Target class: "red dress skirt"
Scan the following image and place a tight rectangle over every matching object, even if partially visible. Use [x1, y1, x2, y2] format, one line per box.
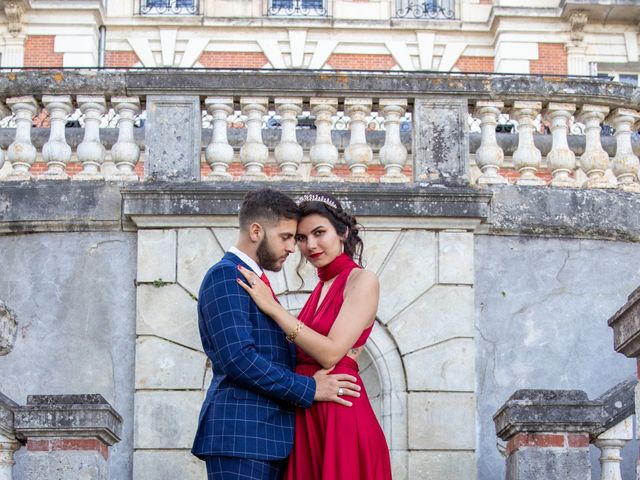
[284, 256, 392, 480]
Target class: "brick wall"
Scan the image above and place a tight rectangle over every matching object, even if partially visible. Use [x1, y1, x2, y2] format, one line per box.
[198, 52, 268, 68]
[479, 0, 492, 4]
[455, 56, 494, 73]
[326, 54, 396, 70]
[24, 36, 64, 68]
[530, 43, 567, 75]
[105, 51, 140, 68]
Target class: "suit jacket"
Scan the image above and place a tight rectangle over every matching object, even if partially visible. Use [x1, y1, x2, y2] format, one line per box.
[191, 252, 316, 461]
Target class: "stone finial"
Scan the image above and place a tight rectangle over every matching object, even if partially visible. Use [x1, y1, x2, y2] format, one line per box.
[569, 11, 588, 46]
[0, 301, 17, 356]
[4, 1, 24, 38]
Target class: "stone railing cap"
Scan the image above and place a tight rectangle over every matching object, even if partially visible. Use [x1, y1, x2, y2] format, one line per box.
[608, 285, 640, 357]
[593, 376, 637, 435]
[0, 392, 19, 439]
[26, 394, 110, 406]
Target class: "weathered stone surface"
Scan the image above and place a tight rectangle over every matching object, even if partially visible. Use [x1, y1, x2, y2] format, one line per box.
[608, 286, 640, 358]
[0, 392, 18, 439]
[413, 97, 469, 184]
[360, 229, 401, 275]
[135, 337, 207, 390]
[377, 230, 436, 323]
[506, 449, 590, 480]
[133, 450, 205, 480]
[22, 450, 107, 480]
[438, 231, 474, 284]
[0, 300, 17, 355]
[144, 96, 201, 182]
[408, 451, 475, 480]
[211, 227, 239, 251]
[177, 228, 223, 297]
[137, 284, 200, 350]
[137, 229, 177, 283]
[388, 285, 474, 355]
[134, 391, 202, 449]
[404, 339, 474, 392]
[408, 392, 475, 450]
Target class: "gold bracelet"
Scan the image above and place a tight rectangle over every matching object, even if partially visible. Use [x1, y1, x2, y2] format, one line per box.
[286, 321, 303, 343]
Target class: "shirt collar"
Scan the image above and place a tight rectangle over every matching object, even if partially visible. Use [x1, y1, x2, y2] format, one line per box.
[228, 246, 263, 276]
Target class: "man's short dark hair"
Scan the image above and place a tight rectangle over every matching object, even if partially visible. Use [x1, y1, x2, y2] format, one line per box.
[239, 188, 300, 229]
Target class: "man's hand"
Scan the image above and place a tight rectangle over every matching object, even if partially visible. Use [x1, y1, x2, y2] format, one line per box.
[312, 367, 360, 407]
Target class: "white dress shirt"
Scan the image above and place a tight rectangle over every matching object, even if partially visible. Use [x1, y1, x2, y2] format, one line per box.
[228, 246, 263, 276]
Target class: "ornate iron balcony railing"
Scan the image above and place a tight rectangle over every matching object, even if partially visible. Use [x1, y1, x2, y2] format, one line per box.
[395, 0, 455, 20]
[268, 0, 327, 17]
[140, 0, 199, 15]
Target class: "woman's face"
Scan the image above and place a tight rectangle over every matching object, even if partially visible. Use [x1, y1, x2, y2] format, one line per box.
[296, 213, 344, 268]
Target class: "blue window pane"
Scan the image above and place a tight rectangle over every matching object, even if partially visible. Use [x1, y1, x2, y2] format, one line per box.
[176, 0, 194, 6]
[146, 0, 168, 6]
[272, 0, 293, 7]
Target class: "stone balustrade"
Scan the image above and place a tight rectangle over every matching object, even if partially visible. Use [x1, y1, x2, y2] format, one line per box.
[0, 69, 637, 190]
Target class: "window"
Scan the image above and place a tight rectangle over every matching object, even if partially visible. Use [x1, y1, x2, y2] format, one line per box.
[268, 0, 327, 17]
[395, 0, 455, 20]
[140, 0, 198, 15]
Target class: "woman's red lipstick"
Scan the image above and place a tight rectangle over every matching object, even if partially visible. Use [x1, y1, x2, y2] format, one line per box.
[309, 252, 323, 259]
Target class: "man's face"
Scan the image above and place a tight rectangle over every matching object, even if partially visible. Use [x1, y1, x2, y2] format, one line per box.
[256, 218, 298, 271]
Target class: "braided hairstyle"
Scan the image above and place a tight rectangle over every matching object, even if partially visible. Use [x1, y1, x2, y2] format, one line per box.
[298, 193, 364, 266]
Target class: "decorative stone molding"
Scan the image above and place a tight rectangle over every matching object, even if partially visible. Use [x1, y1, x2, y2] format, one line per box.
[4, 2, 24, 38]
[569, 11, 588, 46]
[0, 301, 17, 356]
[608, 286, 640, 358]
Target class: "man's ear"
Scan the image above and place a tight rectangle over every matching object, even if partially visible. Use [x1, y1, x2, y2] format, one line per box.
[248, 222, 264, 243]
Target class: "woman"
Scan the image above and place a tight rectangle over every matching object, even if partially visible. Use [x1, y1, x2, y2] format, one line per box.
[237, 192, 392, 480]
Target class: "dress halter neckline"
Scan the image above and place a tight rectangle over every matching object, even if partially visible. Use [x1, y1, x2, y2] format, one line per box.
[317, 253, 357, 282]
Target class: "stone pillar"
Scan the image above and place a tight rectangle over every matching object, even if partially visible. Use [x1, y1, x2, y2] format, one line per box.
[145, 96, 201, 182]
[0, 394, 21, 480]
[274, 97, 303, 179]
[344, 98, 373, 181]
[240, 97, 269, 180]
[40, 95, 73, 180]
[474, 101, 507, 185]
[14, 394, 122, 480]
[6, 96, 39, 181]
[0, 301, 17, 356]
[379, 98, 409, 183]
[413, 97, 469, 184]
[493, 390, 600, 480]
[511, 101, 545, 186]
[204, 97, 234, 181]
[2, 36, 25, 68]
[309, 97, 340, 181]
[0, 102, 10, 172]
[75, 96, 107, 181]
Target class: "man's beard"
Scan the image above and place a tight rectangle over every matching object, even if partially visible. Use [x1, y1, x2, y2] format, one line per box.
[256, 234, 283, 271]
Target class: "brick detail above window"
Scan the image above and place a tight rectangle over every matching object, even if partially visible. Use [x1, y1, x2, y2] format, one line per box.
[455, 56, 494, 73]
[105, 51, 140, 68]
[24, 36, 64, 68]
[530, 43, 567, 75]
[198, 52, 269, 68]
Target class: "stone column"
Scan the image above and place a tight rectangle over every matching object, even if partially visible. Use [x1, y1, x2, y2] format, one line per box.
[344, 98, 373, 181]
[75, 96, 107, 181]
[607, 108, 640, 192]
[6, 96, 39, 181]
[309, 97, 340, 181]
[0, 394, 21, 480]
[2, 36, 25, 68]
[274, 97, 303, 179]
[474, 101, 507, 185]
[109, 97, 141, 182]
[577, 104, 612, 188]
[14, 394, 122, 480]
[511, 101, 545, 186]
[0, 102, 10, 172]
[379, 98, 409, 183]
[544, 103, 577, 188]
[41, 95, 73, 180]
[204, 97, 234, 181]
[240, 97, 269, 180]
[493, 389, 600, 480]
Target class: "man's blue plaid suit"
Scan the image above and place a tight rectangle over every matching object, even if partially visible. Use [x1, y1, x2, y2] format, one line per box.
[192, 252, 316, 464]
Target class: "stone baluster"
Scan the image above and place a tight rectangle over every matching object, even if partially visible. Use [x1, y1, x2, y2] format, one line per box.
[606, 108, 640, 192]
[240, 97, 269, 180]
[544, 103, 577, 187]
[0, 102, 10, 173]
[510, 101, 544, 186]
[344, 98, 373, 181]
[108, 97, 140, 181]
[40, 95, 73, 180]
[204, 97, 234, 181]
[474, 101, 507, 185]
[5, 96, 39, 181]
[593, 416, 633, 480]
[274, 97, 303, 179]
[379, 98, 408, 183]
[576, 104, 612, 188]
[74, 96, 107, 181]
[310, 97, 340, 181]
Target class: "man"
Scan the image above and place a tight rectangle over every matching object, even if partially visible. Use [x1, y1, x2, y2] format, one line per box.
[192, 188, 360, 480]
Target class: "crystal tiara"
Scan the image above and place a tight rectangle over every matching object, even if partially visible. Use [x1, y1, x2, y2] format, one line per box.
[299, 193, 338, 209]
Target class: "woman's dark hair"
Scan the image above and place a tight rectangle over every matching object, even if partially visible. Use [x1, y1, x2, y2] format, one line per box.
[298, 193, 364, 266]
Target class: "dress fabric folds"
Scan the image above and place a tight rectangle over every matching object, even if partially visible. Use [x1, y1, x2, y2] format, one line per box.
[284, 255, 392, 480]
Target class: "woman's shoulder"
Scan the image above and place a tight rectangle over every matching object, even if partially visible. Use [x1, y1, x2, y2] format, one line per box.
[345, 267, 379, 291]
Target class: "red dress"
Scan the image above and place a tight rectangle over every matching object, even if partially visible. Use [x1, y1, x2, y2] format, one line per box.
[284, 254, 392, 480]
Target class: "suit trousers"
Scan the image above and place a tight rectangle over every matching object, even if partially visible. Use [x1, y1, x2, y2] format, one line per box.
[205, 456, 286, 480]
